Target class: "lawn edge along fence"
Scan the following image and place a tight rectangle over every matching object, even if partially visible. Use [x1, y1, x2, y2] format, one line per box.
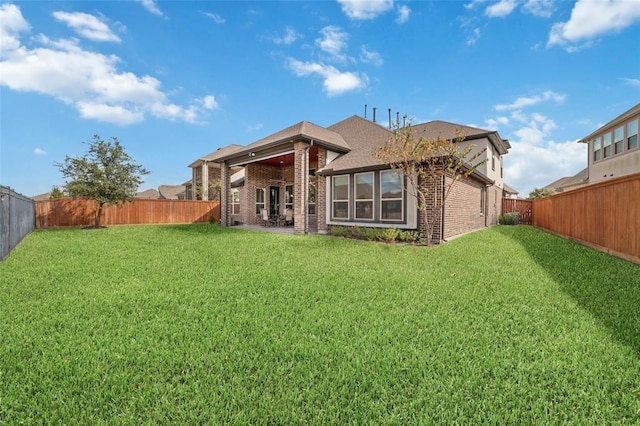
[36, 198, 220, 228]
[1, 185, 36, 261]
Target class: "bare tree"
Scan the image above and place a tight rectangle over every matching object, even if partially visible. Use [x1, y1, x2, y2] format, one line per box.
[376, 125, 486, 245]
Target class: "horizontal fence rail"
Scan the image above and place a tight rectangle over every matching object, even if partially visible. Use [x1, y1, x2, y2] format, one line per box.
[36, 198, 220, 228]
[1, 185, 36, 260]
[532, 173, 640, 265]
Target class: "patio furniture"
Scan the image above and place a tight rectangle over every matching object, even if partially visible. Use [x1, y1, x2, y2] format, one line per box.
[261, 208, 277, 227]
[282, 208, 294, 226]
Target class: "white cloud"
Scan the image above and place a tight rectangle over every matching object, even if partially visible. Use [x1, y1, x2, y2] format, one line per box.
[34, 148, 46, 156]
[467, 27, 481, 45]
[0, 5, 215, 125]
[138, 0, 162, 16]
[360, 46, 383, 66]
[0, 4, 31, 52]
[248, 122, 263, 132]
[464, 0, 490, 10]
[286, 58, 367, 96]
[52, 11, 121, 43]
[621, 78, 640, 87]
[488, 92, 586, 197]
[395, 5, 411, 24]
[523, 0, 553, 18]
[274, 26, 301, 45]
[202, 11, 225, 24]
[485, 0, 519, 17]
[337, 0, 394, 20]
[548, 0, 640, 49]
[316, 26, 349, 62]
[494, 90, 566, 111]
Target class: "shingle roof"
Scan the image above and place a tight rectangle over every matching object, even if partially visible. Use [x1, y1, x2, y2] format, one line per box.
[544, 168, 588, 192]
[502, 183, 519, 195]
[136, 188, 160, 199]
[411, 120, 511, 154]
[318, 115, 392, 174]
[189, 144, 244, 168]
[158, 185, 186, 199]
[217, 121, 350, 163]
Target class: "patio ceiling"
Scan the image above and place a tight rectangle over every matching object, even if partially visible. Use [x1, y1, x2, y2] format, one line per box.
[255, 146, 318, 167]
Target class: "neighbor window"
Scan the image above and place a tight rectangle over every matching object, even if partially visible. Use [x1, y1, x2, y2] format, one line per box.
[380, 170, 403, 221]
[285, 185, 293, 212]
[332, 175, 349, 219]
[603, 132, 612, 158]
[231, 189, 240, 215]
[355, 172, 374, 220]
[492, 155, 495, 171]
[255, 188, 265, 214]
[628, 119, 638, 150]
[614, 126, 624, 155]
[593, 137, 601, 161]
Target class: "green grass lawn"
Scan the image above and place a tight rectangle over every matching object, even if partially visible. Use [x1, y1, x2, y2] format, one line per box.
[1, 225, 639, 424]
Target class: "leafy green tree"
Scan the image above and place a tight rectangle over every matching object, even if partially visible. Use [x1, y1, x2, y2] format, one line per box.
[55, 135, 149, 228]
[376, 125, 486, 245]
[50, 186, 65, 198]
[528, 187, 556, 200]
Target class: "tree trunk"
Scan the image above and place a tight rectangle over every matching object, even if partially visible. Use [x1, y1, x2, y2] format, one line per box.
[95, 202, 105, 228]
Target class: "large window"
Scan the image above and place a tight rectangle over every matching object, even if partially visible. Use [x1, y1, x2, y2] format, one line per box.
[255, 188, 265, 214]
[603, 132, 612, 158]
[355, 172, 374, 220]
[231, 189, 240, 215]
[628, 119, 638, 150]
[593, 137, 601, 161]
[332, 175, 349, 219]
[308, 182, 316, 215]
[285, 185, 293, 212]
[380, 170, 403, 221]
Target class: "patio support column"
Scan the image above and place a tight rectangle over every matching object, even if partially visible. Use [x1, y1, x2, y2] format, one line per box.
[293, 140, 310, 235]
[220, 161, 230, 227]
[316, 148, 327, 234]
[201, 161, 209, 201]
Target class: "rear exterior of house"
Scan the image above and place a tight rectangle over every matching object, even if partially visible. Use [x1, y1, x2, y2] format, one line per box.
[190, 115, 510, 241]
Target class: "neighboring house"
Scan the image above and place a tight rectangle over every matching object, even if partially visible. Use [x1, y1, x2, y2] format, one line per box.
[158, 185, 186, 200]
[135, 188, 161, 199]
[543, 168, 588, 193]
[502, 184, 519, 199]
[192, 115, 510, 242]
[32, 192, 52, 201]
[579, 103, 640, 184]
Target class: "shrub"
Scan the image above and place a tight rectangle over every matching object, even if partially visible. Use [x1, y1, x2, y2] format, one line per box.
[499, 212, 518, 225]
[356, 227, 379, 241]
[378, 227, 400, 242]
[330, 225, 350, 238]
[397, 230, 420, 243]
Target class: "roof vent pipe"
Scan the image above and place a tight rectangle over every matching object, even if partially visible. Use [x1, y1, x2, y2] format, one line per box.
[373, 107, 377, 123]
[396, 112, 400, 128]
[364, 104, 367, 119]
[388, 108, 392, 129]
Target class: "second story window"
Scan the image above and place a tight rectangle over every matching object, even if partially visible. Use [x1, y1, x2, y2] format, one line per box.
[614, 126, 624, 155]
[603, 132, 612, 158]
[628, 119, 638, 150]
[593, 137, 601, 161]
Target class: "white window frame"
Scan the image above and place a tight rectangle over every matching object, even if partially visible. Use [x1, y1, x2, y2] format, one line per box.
[593, 137, 602, 162]
[332, 175, 350, 220]
[380, 170, 404, 222]
[628, 119, 638, 151]
[255, 188, 265, 214]
[354, 172, 374, 220]
[603, 132, 612, 158]
[231, 189, 240, 215]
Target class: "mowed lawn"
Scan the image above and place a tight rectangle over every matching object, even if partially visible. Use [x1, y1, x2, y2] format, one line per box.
[1, 225, 639, 424]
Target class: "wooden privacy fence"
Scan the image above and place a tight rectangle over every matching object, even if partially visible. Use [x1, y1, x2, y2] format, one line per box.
[502, 198, 533, 225]
[36, 198, 220, 228]
[532, 173, 640, 265]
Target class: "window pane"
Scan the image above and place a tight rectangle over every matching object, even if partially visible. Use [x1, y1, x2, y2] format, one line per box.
[381, 171, 402, 198]
[355, 201, 373, 219]
[615, 141, 623, 154]
[603, 133, 611, 146]
[628, 119, 638, 136]
[593, 137, 601, 150]
[594, 150, 601, 161]
[285, 185, 293, 204]
[629, 134, 638, 150]
[604, 145, 611, 158]
[333, 201, 348, 218]
[256, 189, 264, 203]
[355, 173, 373, 199]
[614, 126, 624, 143]
[382, 200, 402, 220]
[333, 176, 349, 200]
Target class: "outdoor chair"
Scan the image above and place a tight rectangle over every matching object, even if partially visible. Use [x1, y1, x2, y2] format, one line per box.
[261, 208, 276, 227]
[283, 208, 294, 226]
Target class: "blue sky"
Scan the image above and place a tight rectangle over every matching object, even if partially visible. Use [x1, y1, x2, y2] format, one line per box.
[2, 0, 639, 198]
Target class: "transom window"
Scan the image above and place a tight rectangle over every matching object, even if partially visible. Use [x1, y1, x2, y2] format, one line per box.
[380, 170, 403, 221]
[255, 188, 265, 214]
[332, 175, 349, 219]
[355, 172, 374, 220]
[231, 189, 240, 215]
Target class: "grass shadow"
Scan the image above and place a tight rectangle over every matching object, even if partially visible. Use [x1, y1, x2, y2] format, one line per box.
[496, 226, 640, 354]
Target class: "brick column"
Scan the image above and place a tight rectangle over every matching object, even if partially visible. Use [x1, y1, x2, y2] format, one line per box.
[293, 141, 310, 235]
[316, 148, 328, 234]
[220, 162, 230, 226]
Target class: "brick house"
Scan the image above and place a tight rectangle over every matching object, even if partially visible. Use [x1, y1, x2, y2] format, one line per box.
[191, 115, 510, 241]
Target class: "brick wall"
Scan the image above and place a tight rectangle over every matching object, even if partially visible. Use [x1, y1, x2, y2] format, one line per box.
[417, 175, 443, 243]
[443, 176, 486, 239]
[316, 148, 327, 233]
